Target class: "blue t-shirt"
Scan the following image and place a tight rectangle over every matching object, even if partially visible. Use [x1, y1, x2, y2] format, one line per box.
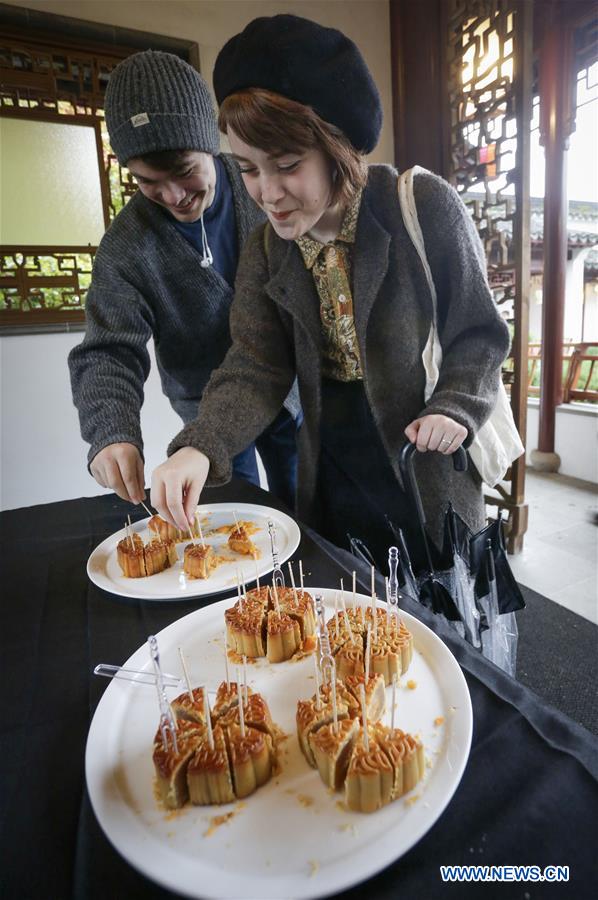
[172, 156, 238, 287]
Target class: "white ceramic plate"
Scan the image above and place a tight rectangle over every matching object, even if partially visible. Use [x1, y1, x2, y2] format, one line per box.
[86, 502, 300, 601]
[86, 589, 472, 899]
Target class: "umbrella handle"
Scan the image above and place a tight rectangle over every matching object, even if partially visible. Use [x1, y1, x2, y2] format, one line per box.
[398, 442, 468, 528]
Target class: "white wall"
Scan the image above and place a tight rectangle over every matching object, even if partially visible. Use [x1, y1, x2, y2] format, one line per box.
[2, 335, 596, 512]
[0, 332, 181, 509]
[525, 399, 598, 483]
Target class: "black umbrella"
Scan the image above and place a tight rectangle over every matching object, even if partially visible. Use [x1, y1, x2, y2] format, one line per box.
[397, 442, 525, 671]
[474, 538, 520, 676]
[397, 442, 467, 623]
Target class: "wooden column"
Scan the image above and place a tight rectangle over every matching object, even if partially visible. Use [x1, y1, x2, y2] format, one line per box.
[534, 4, 575, 468]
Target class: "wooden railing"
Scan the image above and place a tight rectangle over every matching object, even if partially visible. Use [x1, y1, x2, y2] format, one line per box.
[565, 344, 598, 403]
[525, 342, 598, 403]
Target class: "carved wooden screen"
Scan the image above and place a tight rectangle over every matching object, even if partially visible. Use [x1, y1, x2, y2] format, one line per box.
[0, 32, 138, 330]
[445, 0, 532, 552]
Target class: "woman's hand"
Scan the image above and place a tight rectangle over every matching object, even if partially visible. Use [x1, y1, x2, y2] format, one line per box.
[150, 447, 210, 531]
[404, 414, 468, 454]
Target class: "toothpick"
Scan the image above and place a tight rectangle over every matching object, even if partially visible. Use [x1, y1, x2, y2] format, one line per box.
[188, 525, 197, 545]
[365, 624, 371, 683]
[224, 646, 230, 688]
[254, 558, 260, 590]
[360, 684, 369, 752]
[371, 565, 375, 600]
[331, 665, 339, 734]
[352, 571, 356, 608]
[140, 500, 153, 519]
[233, 509, 240, 531]
[242, 654, 248, 704]
[299, 560, 304, 590]
[313, 653, 321, 710]
[196, 512, 205, 548]
[127, 515, 134, 549]
[340, 579, 350, 634]
[237, 669, 245, 737]
[236, 569, 244, 611]
[178, 646, 193, 701]
[334, 590, 339, 621]
[372, 591, 377, 641]
[391, 673, 398, 732]
[203, 685, 214, 750]
[288, 561, 299, 605]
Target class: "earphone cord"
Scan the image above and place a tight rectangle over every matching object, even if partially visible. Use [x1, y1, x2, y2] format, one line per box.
[200, 215, 213, 268]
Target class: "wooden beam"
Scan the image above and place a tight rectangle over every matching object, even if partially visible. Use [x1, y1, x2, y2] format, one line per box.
[508, 0, 534, 554]
[389, 0, 446, 175]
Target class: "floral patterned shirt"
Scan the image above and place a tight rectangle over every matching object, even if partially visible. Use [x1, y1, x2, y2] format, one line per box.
[296, 189, 364, 381]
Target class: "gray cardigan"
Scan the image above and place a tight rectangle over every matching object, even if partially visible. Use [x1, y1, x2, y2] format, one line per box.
[68, 154, 284, 465]
[169, 166, 511, 546]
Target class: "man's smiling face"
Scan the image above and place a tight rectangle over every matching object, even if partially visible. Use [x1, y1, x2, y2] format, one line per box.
[127, 151, 217, 222]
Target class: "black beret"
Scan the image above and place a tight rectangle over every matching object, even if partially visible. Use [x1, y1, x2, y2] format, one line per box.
[213, 14, 382, 154]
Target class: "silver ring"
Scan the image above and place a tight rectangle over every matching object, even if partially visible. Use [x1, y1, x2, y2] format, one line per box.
[440, 438, 452, 446]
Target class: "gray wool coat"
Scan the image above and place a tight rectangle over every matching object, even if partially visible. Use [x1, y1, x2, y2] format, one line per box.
[169, 165, 511, 547]
[69, 155, 301, 466]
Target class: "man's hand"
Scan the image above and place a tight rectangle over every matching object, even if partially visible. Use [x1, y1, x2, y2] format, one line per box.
[90, 442, 145, 503]
[405, 414, 468, 454]
[151, 447, 210, 532]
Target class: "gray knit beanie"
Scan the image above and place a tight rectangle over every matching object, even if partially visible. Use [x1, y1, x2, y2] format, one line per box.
[105, 50, 220, 165]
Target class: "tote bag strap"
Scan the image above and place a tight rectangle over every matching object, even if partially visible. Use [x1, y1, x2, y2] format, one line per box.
[397, 167, 442, 401]
[398, 167, 525, 486]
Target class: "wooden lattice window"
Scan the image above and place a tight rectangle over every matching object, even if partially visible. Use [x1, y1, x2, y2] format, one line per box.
[0, 20, 196, 332]
[445, 0, 532, 552]
[447, 2, 520, 320]
[0, 246, 95, 328]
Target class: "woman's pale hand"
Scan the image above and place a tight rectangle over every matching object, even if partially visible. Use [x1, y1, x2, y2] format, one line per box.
[404, 414, 468, 454]
[150, 447, 210, 531]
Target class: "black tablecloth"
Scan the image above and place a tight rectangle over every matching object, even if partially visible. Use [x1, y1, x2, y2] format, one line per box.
[1, 479, 596, 899]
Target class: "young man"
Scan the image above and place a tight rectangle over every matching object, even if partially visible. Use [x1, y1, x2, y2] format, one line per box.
[68, 50, 299, 508]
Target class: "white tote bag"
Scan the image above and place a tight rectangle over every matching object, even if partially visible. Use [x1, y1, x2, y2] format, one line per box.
[397, 166, 524, 487]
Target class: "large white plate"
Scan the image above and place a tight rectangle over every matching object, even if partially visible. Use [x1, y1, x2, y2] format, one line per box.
[86, 502, 300, 601]
[86, 589, 472, 899]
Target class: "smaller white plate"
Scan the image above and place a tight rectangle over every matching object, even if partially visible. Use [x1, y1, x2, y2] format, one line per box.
[86, 502, 300, 601]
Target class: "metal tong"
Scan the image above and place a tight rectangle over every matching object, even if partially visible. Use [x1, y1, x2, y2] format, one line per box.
[267, 519, 285, 588]
[387, 546, 400, 619]
[315, 594, 335, 686]
[148, 635, 178, 753]
[93, 663, 183, 688]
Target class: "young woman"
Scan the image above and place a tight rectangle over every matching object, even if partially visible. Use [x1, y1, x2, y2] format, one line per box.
[150, 14, 511, 570]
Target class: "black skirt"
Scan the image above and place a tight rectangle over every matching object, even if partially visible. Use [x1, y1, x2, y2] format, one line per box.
[315, 378, 426, 573]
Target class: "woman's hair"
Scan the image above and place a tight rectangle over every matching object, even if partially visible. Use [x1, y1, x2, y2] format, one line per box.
[219, 88, 367, 206]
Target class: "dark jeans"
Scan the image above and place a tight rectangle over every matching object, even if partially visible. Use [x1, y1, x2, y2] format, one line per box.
[316, 379, 425, 573]
[232, 407, 300, 511]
